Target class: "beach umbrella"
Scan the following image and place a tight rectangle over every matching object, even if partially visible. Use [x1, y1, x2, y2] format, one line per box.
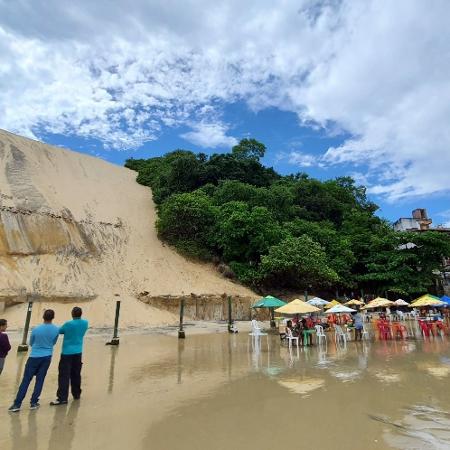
[252, 295, 287, 309]
[440, 296, 450, 306]
[274, 299, 320, 315]
[394, 299, 409, 306]
[361, 297, 393, 310]
[252, 295, 287, 327]
[324, 299, 341, 310]
[325, 304, 356, 314]
[344, 299, 364, 306]
[307, 297, 330, 307]
[410, 294, 444, 308]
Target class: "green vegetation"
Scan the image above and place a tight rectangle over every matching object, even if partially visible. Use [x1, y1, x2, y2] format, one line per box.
[126, 140, 450, 297]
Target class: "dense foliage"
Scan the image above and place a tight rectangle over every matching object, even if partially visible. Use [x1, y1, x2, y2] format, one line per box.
[126, 140, 450, 298]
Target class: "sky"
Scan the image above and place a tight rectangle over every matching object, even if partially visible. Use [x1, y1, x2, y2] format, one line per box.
[1, 0, 449, 225]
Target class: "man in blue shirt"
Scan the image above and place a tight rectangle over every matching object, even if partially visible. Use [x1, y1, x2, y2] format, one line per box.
[9, 309, 59, 412]
[50, 306, 88, 406]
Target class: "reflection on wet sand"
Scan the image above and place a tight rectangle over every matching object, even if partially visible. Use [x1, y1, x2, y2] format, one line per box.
[48, 402, 80, 450]
[1, 333, 450, 449]
[10, 412, 37, 450]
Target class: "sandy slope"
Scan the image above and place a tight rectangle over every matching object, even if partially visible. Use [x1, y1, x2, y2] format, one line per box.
[0, 129, 255, 328]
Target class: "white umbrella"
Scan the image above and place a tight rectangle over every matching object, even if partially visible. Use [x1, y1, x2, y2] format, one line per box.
[307, 297, 330, 307]
[394, 299, 409, 306]
[325, 304, 356, 314]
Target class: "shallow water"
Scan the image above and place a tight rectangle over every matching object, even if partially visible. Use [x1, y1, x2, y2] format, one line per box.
[1, 333, 450, 450]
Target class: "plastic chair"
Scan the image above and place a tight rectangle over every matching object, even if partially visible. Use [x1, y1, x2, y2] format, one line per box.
[436, 321, 447, 338]
[334, 325, 347, 346]
[314, 325, 327, 345]
[392, 322, 407, 339]
[377, 321, 392, 340]
[362, 324, 370, 340]
[418, 320, 431, 338]
[251, 319, 263, 335]
[285, 328, 299, 348]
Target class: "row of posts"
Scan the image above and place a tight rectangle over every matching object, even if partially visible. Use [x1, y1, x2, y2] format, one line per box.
[15, 299, 122, 352]
[14, 294, 274, 346]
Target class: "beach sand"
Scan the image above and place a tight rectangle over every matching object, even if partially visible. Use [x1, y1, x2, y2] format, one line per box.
[0, 129, 256, 328]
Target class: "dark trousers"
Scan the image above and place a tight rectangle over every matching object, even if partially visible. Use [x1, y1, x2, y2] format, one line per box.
[14, 356, 52, 406]
[56, 353, 83, 402]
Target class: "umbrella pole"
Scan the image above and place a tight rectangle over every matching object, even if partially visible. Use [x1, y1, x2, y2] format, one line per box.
[270, 308, 276, 328]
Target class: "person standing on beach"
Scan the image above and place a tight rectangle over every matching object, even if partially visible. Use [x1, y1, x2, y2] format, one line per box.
[0, 319, 12, 375]
[8, 310, 59, 412]
[354, 310, 364, 341]
[50, 307, 88, 406]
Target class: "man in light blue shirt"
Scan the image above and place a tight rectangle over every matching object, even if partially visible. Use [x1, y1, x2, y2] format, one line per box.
[51, 306, 88, 405]
[9, 309, 59, 412]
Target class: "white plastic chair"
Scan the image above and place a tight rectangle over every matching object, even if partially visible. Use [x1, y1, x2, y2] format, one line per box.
[334, 325, 347, 346]
[251, 319, 263, 335]
[314, 324, 327, 345]
[362, 324, 370, 340]
[285, 327, 299, 348]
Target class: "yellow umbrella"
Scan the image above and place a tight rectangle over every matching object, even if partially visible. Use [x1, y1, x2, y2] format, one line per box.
[324, 299, 340, 310]
[274, 299, 320, 315]
[410, 294, 444, 308]
[361, 297, 393, 309]
[344, 299, 364, 306]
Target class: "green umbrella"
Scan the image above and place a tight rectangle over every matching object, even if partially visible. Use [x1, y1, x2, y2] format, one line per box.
[252, 296, 287, 328]
[252, 295, 287, 309]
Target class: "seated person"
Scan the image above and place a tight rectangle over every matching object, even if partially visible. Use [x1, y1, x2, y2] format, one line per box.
[285, 320, 294, 336]
[301, 317, 313, 345]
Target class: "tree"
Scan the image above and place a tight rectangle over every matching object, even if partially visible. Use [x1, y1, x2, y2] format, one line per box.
[285, 218, 356, 286]
[259, 236, 339, 288]
[231, 138, 266, 160]
[156, 191, 216, 259]
[214, 202, 285, 262]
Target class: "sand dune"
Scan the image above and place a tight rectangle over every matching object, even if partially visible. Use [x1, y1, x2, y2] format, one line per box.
[0, 130, 255, 327]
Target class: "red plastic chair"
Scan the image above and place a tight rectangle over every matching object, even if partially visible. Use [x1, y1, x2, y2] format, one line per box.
[436, 321, 448, 337]
[377, 321, 392, 340]
[418, 320, 431, 338]
[392, 322, 407, 339]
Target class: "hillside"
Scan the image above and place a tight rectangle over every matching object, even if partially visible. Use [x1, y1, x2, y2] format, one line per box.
[0, 130, 255, 327]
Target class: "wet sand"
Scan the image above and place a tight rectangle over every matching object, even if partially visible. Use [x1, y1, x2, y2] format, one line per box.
[1, 332, 450, 450]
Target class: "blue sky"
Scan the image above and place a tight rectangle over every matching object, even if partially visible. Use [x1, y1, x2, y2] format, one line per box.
[1, 1, 449, 226]
[41, 102, 448, 226]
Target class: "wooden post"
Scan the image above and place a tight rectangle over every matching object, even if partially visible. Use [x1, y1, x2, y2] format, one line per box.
[227, 296, 233, 333]
[107, 300, 121, 345]
[178, 297, 185, 339]
[18, 301, 33, 353]
[270, 308, 276, 328]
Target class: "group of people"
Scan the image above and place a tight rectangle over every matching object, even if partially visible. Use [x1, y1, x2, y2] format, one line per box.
[284, 316, 316, 345]
[0, 307, 88, 412]
[284, 310, 365, 343]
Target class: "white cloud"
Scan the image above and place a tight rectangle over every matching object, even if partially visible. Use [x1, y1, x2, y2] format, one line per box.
[0, 1, 449, 200]
[288, 151, 318, 168]
[181, 122, 237, 148]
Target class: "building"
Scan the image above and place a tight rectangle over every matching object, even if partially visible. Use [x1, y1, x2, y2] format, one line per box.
[393, 208, 433, 231]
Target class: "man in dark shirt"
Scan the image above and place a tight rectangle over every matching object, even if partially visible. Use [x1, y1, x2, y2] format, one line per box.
[0, 318, 12, 375]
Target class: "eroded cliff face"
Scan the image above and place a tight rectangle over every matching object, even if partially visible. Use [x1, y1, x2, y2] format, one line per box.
[0, 129, 254, 323]
[0, 206, 125, 302]
[0, 137, 127, 303]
